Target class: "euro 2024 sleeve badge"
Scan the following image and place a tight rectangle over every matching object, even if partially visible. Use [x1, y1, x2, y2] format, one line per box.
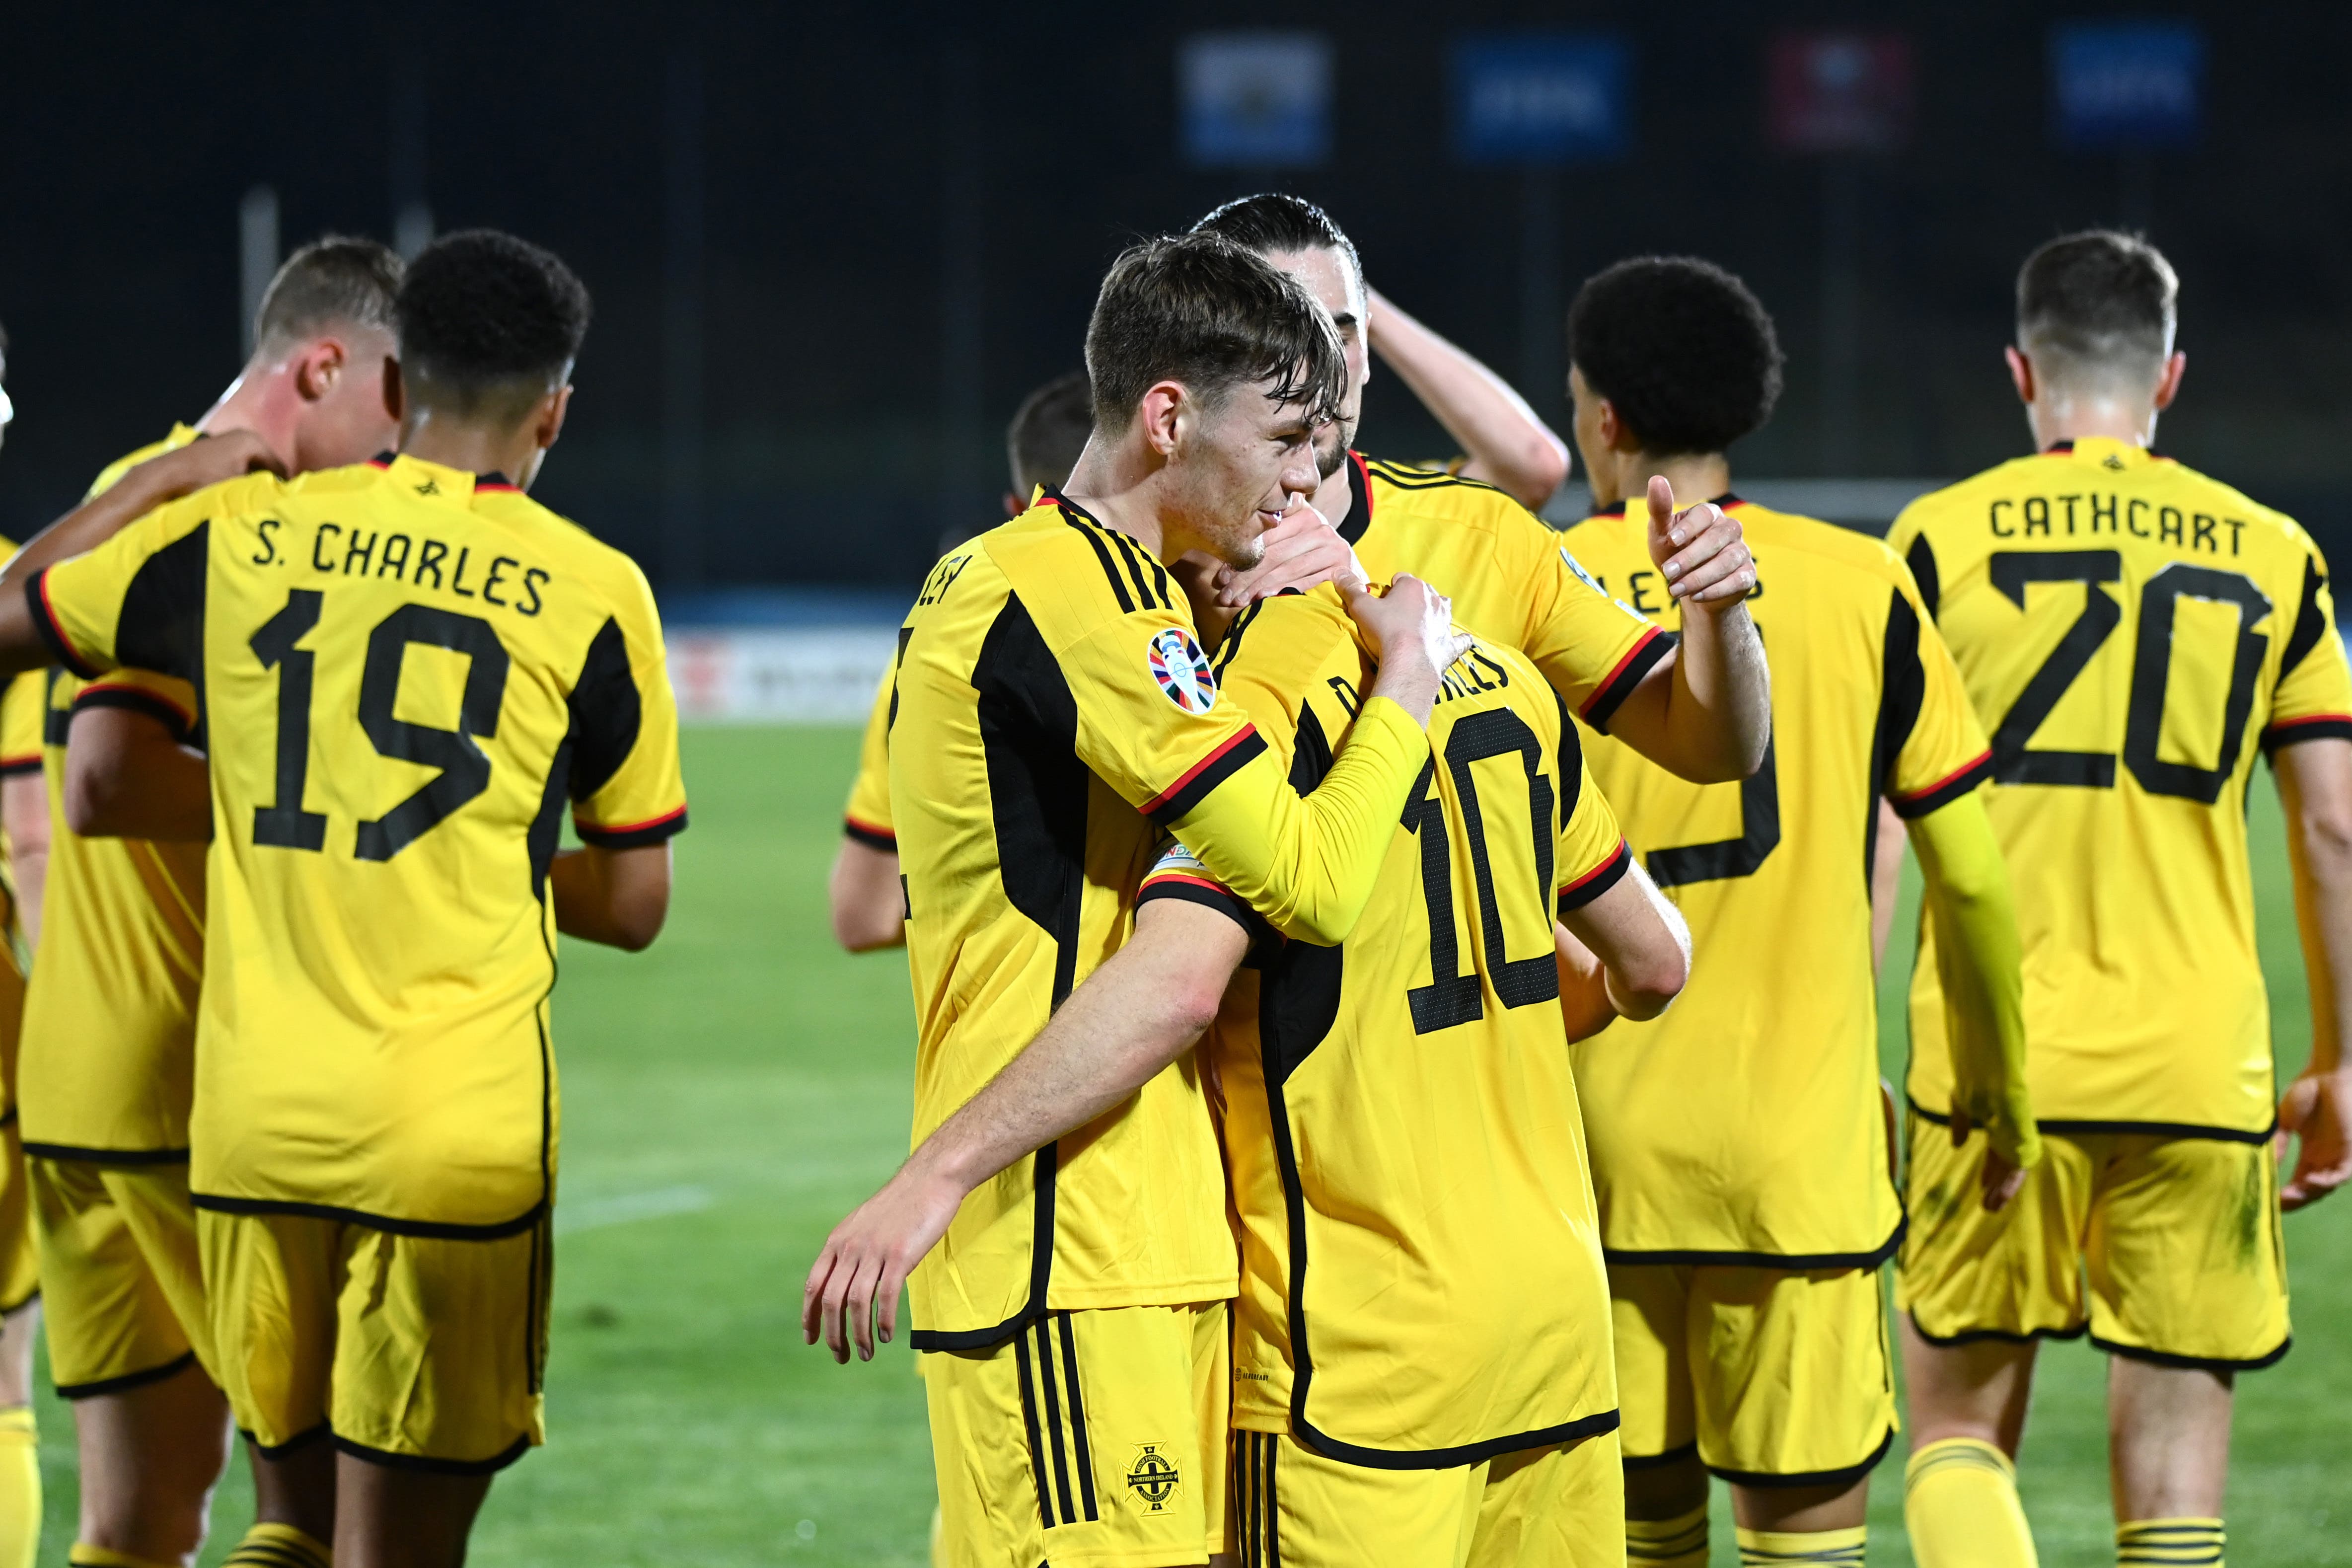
[1146, 626, 1217, 714]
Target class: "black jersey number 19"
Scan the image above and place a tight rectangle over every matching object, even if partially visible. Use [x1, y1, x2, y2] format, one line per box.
[1404, 709, 1564, 1035]
[250, 590, 513, 859]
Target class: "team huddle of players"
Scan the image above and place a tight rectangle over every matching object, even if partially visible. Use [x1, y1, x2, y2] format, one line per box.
[0, 232, 686, 1568]
[807, 197, 2352, 1568]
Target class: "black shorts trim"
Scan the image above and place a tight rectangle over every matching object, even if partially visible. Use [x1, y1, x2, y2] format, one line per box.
[1294, 1407, 1621, 1472]
[1706, 1424, 1894, 1490]
[1621, 1438, 1699, 1471]
[2091, 1332, 2291, 1374]
[333, 1428, 533, 1475]
[23, 1141, 191, 1167]
[245, 1420, 333, 1460]
[0, 1286, 38, 1316]
[1581, 630, 1672, 735]
[1906, 1310, 2088, 1350]
[189, 1192, 547, 1242]
[841, 816, 896, 852]
[1603, 1220, 1903, 1272]
[1906, 1096, 2275, 1146]
[55, 1348, 201, 1401]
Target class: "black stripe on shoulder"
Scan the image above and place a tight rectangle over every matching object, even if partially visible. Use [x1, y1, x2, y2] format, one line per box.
[26, 572, 102, 679]
[1144, 729, 1268, 826]
[2280, 554, 2330, 678]
[1212, 602, 1265, 679]
[1104, 527, 1170, 610]
[1061, 513, 1135, 613]
[566, 617, 645, 802]
[1363, 457, 1502, 496]
[1906, 533, 1941, 620]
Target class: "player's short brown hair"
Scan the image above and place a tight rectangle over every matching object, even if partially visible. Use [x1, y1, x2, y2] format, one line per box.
[1006, 372, 1092, 496]
[2016, 230, 2178, 386]
[252, 236, 403, 356]
[1189, 192, 1364, 295]
[1084, 233, 1345, 434]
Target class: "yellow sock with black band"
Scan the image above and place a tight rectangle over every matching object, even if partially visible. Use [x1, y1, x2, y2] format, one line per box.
[1626, 1503, 1709, 1567]
[0, 1407, 34, 1568]
[222, 1522, 334, 1568]
[1736, 1525, 1865, 1565]
[68, 1549, 180, 1568]
[1906, 1437, 2037, 1567]
[2117, 1518, 2222, 1567]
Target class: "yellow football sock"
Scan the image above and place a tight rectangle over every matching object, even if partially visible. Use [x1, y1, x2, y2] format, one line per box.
[1905, 1437, 2036, 1568]
[1626, 1502, 1708, 1566]
[0, 1407, 35, 1568]
[2117, 1518, 2222, 1566]
[68, 1548, 180, 1568]
[222, 1522, 333, 1568]
[1737, 1524, 1866, 1565]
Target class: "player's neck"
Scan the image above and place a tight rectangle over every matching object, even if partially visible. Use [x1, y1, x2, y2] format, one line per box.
[1600, 451, 1729, 514]
[2026, 392, 2159, 452]
[398, 411, 541, 488]
[196, 361, 303, 465]
[1062, 447, 1170, 559]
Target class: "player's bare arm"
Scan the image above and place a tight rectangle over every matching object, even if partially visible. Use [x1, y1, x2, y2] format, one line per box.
[1909, 792, 2038, 1211]
[1602, 475, 1770, 784]
[2272, 737, 2352, 1209]
[550, 844, 673, 952]
[1870, 799, 1907, 970]
[0, 430, 283, 678]
[0, 770, 46, 947]
[62, 706, 209, 843]
[826, 840, 903, 952]
[802, 896, 1249, 1363]
[1364, 286, 1570, 509]
[1551, 856, 1691, 1042]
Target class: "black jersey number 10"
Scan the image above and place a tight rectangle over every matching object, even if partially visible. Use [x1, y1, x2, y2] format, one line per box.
[1988, 553, 2270, 805]
[250, 590, 513, 859]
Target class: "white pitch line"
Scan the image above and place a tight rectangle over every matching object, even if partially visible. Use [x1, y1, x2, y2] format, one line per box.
[554, 1183, 714, 1237]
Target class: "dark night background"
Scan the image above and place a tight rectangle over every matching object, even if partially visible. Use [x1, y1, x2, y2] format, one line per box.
[4, 0, 2347, 599]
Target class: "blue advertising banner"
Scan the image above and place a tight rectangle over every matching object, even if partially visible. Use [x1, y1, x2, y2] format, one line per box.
[1452, 33, 1631, 165]
[2052, 21, 2205, 149]
[1180, 32, 1334, 168]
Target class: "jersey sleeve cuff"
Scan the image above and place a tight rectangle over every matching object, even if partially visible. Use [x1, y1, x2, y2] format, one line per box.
[1579, 628, 1672, 735]
[72, 682, 197, 744]
[842, 814, 896, 851]
[1556, 839, 1633, 912]
[574, 804, 689, 848]
[2262, 714, 2352, 752]
[0, 755, 38, 778]
[1139, 724, 1267, 826]
[25, 571, 102, 680]
[1889, 750, 1993, 820]
[1137, 868, 1278, 958]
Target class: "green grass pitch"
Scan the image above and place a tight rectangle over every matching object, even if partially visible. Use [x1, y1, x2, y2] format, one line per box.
[29, 724, 2351, 1564]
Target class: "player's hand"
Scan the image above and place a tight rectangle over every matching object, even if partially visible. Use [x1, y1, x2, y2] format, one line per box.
[143, 429, 287, 498]
[1949, 1105, 2031, 1213]
[1344, 573, 1472, 724]
[1211, 502, 1367, 607]
[800, 1160, 966, 1363]
[1645, 475, 1754, 610]
[2277, 1066, 2352, 1210]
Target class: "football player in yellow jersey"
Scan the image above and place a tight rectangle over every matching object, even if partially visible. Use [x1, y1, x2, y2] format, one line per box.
[0, 230, 686, 1568]
[1886, 232, 2352, 1568]
[805, 232, 1474, 1568]
[14, 235, 403, 1568]
[1188, 194, 1771, 789]
[1551, 258, 2039, 1568]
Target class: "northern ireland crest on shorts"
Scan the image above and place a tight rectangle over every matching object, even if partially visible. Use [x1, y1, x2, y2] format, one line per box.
[1146, 627, 1216, 714]
[1124, 1443, 1182, 1512]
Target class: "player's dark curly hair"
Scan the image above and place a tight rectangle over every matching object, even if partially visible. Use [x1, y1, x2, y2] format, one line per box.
[1189, 192, 1364, 294]
[2016, 230, 2176, 383]
[395, 229, 591, 418]
[1086, 232, 1346, 432]
[1568, 256, 1784, 457]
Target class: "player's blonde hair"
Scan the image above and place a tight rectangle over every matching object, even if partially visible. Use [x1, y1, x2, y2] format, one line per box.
[253, 235, 403, 357]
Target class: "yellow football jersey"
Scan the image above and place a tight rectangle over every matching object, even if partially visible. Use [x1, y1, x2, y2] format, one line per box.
[1340, 452, 1666, 729]
[0, 539, 36, 1134]
[843, 665, 894, 850]
[31, 452, 688, 1232]
[1890, 438, 2352, 1138]
[1561, 497, 1990, 1265]
[1144, 592, 1627, 1463]
[19, 427, 208, 1160]
[891, 492, 1431, 1349]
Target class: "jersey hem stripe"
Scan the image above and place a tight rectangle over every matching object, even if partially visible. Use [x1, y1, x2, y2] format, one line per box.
[1705, 1424, 1894, 1490]
[2262, 714, 2352, 751]
[2090, 1332, 2290, 1374]
[54, 1349, 200, 1402]
[909, 1144, 1057, 1352]
[334, 1429, 534, 1475]
[1140, 727, 1267, 824]
[841, 814, 896, 850]
[189, 1192, 547, 1241]
[26, 570, 101, 679]
[1294, 1407, 1620, 1471]
[1580, 629, 1670, 733]
[1889, 751, 1993, 819]
[1556, 840, 1632, 911]
[1602, 1219, 1904, 1272]
[574, 804, 689, 848]
[1906, 1310, 2088, 1350]
[22, 1141, 191, 1167]
[1908, 1095, 2276, 1145]
[73, 682, 197, 741]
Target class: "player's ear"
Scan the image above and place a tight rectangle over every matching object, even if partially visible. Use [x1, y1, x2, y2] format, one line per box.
[535, 384, 575, 451]
[294, 339, 345, 402]
[1594, 395, 1627, 452]
[380, 356, 406, 424]
[2152, 351, 2187, 412]
[1136, 383, 1185, 459]
[2004, 345, 2036, 406]
[1002, 490, 1024, 519]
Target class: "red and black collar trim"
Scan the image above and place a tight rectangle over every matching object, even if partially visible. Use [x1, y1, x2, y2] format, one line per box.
[1587, 491, 1743, 518]
[369, 451, 518, 491]
[1338, 449, 1373, 545]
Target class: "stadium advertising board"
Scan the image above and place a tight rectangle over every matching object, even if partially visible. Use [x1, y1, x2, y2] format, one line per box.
[1450, 33, 1632, 165]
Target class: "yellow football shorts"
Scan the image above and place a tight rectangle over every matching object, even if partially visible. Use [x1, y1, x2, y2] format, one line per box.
[1229, 1427, 1623, 1568]
[922, 1302, 1228, 1568]
[29, 1157, 211, 1395]
[199, 1207, 549, 1470]
[0, 1122, 35, 1316]
[1609, 1263, 1896, 1486]
[1899, 1116, 2289, 1369]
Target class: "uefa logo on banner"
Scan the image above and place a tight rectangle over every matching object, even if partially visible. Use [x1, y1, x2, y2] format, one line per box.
[1147, 627, 1218, 714]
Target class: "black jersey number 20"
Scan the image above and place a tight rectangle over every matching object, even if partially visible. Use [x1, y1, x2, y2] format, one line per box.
[250, 590, 513, 859]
